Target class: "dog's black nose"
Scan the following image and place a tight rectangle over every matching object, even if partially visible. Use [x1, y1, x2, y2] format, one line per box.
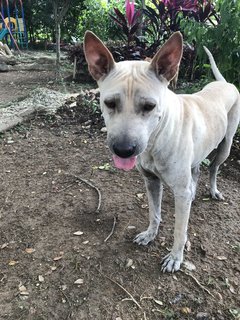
[113, 142, 136, 158]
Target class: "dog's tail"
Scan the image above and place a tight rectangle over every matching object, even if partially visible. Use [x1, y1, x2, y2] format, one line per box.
[203, 46, 226, 82]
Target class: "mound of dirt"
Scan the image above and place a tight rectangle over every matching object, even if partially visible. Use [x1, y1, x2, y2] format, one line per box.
[0, 88, 68, 132]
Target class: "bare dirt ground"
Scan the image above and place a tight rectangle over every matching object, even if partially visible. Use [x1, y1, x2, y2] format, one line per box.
[0, 69, 240, 320]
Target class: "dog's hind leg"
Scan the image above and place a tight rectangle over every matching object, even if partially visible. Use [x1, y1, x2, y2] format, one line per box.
[210, 100, 240, 200]
[134, 174, 163, 245]
[209, 138, 230, 200]
[191, 165, 200, 201]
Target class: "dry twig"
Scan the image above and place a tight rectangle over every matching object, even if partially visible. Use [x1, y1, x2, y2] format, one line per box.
[180, 270, 214, 297]
[104, 216, 117, 242]
[97, 269, 142, 309]
[64, 173, 102, 213]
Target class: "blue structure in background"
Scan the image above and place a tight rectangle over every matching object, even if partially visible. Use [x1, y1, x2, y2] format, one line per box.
[0, 0, 28, 49]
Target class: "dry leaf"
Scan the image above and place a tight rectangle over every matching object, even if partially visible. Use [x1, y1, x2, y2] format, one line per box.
[216, 256, 227, 261]
[53, 256, 62, 261]
[74, 278, 84, 285]
[229, 285, 235, 294]
[50, 266, 57, 271]
[73, 231, 83, 236]
[8, 260, 18, 266]
[20, 291, 29, 296]
[181, 307, 191, 314]
[53, 252, 64, 261]
[216, 292, 223, 301]
[126, 258, 133, 268]
[61, 284, 67, 291]
[1, 243, 8, 249]
[19, 285, 27, 292]
[186, 240, 191, 252]
[25, 248, 35, 254]
[153, 299, 163, 306]
[19, 284, 29, 296]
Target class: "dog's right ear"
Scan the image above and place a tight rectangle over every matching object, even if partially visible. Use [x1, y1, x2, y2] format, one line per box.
[84, 31, 115, 81]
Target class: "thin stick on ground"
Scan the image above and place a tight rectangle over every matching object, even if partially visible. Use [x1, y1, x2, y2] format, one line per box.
[97, 269, 142, 309]
[104, 216, 117, 242]
[180, 270, 214, 297]
[64, 173, 102, 213]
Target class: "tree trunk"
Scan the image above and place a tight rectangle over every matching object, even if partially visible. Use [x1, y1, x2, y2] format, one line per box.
[53, 2, 61, 77]
[55, 19, 61, 72]
[53, 0, 71, 78]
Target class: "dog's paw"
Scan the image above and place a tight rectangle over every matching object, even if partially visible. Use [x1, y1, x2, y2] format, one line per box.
[161, 252, 183, 273]
[133, 229, 157, 246]
[210, 189, 224, 200]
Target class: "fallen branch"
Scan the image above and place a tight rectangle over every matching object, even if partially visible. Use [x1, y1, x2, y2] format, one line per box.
[104, 216, 117, 242]
[97, 269, 142, 309]
[64, 173, 102, 213]
[180, 270, 214, 297]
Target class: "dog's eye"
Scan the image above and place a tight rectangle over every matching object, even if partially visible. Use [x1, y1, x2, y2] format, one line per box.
[143, 103, 156, 112]
[105, 100, 116, 110]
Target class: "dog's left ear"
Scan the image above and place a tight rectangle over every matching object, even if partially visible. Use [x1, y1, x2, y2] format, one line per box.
[150, 32, 183, 82]
[84, 31, 115, 81]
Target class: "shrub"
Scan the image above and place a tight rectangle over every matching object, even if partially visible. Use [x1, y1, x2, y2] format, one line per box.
[180, 0, 240, 86]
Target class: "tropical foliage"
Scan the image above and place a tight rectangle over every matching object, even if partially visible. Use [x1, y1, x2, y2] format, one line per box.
[181, 0, 240, 85]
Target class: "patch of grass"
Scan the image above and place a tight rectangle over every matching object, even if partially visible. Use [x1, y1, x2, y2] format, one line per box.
[231, 242, 240, 253]
[11, 123, 29, 133]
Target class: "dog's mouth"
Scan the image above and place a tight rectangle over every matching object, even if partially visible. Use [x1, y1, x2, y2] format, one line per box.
[112, 155, 137, 171]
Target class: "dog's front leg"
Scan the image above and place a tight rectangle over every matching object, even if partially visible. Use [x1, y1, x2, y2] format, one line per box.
[134, 174, 163, 245]
[161, 190, 192, 272]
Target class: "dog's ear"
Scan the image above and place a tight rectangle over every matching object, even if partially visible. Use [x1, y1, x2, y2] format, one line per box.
[84, 31, 115, 81]
[150, 32, 183, 82]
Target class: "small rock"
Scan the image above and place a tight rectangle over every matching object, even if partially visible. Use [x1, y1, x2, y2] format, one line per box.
[100, 127, 107, 133]
[183, 260, 196, 271]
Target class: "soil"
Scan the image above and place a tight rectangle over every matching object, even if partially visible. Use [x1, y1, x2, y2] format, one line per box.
[0, 68, 240, 320]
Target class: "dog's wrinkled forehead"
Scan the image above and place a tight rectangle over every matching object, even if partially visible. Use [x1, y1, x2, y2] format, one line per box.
[99, 60, 163, 102]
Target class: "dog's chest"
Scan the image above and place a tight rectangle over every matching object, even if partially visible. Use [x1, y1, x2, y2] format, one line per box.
[138, 152, 165, 179]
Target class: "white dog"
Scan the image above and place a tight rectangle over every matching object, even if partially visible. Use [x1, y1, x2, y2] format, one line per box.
[84, 31, 240, 272]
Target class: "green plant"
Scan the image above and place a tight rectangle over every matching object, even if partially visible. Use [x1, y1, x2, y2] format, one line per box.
[109, 0, 142, 46]
[77, 0, 121, 41]
[181, 0, 240, 87]
[229, 308, 240, 320]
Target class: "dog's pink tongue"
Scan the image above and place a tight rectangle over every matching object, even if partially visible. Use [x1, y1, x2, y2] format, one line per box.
[113, 155, 136, 171]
